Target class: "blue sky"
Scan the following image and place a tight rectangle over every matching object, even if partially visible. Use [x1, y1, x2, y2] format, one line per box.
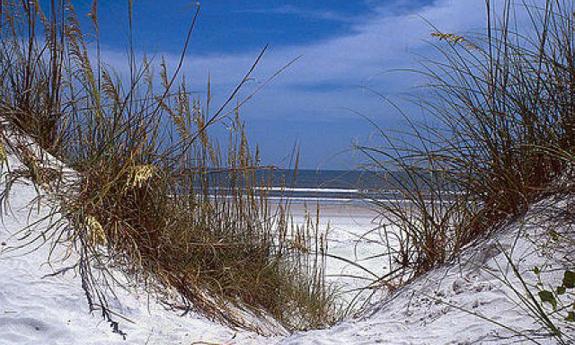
[63, 0, 535, 169]
[73, 1, 429, 53]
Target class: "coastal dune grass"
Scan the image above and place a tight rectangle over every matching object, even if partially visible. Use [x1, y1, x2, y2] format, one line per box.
[0, 0, 339, 333]
[354, 1, 575, 341]
[361, 0, 575, 297]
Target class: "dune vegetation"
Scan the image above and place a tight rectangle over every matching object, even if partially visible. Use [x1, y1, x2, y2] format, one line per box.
[359, 0, 575, 341]
[0, 0, 339, 333]
[1, 0, 575, 343]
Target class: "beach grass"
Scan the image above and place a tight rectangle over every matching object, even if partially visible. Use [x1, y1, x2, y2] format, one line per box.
[360, 0, 575, 301]
[0, 0, 340, 333]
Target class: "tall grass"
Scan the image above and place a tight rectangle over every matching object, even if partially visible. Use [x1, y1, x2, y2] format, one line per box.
[0, 0, 339, 333]
[360, 0, 575, 284]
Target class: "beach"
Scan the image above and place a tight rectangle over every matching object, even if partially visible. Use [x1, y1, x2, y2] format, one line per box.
[287, 200, 391, 305]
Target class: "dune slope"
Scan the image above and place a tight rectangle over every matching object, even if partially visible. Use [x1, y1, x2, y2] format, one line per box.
[1, 148, 573, 345]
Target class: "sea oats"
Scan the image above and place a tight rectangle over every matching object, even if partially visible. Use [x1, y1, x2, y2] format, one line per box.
[0, 142, 7, 164]
[431, 32, 478, 50]
[126, 164, 156, 189]
[86, 215, 107, 246]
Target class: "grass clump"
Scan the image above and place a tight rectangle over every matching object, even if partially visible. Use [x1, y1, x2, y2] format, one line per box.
[0, 0, 339, 333]
[360, 0, 575, 284]
[355, 1, 575, 341]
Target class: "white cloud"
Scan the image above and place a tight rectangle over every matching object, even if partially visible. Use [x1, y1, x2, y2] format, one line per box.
[98, 0, 543, 168]
[101, 0, 537, 120]
[167, 0, 489, 117]
[235, 5, 358, 23]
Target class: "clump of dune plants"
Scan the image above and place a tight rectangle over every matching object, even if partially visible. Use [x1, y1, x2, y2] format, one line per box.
[360, 0, 575, 294]
[0, 0, 340, 334]
[355, 0, 575, 341]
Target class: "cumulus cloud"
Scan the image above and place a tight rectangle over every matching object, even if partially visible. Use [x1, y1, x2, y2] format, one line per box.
[99, 0, 541, 168]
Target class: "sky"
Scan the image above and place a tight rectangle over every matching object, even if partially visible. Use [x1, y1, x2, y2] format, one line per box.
[61, 0, 536, 169]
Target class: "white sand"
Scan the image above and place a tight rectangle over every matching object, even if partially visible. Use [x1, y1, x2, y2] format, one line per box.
[1, 148, 574, 344]
[287, 202, 390, 306]
[0, 154, 274, 345]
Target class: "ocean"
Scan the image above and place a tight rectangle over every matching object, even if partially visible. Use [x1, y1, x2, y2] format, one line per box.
[253, 169, 434, 204]
[201, 168, 444, 204]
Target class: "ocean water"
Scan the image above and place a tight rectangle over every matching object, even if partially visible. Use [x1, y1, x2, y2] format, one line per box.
[203, 168, 446, 205]
[255, 169, 400, 204]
